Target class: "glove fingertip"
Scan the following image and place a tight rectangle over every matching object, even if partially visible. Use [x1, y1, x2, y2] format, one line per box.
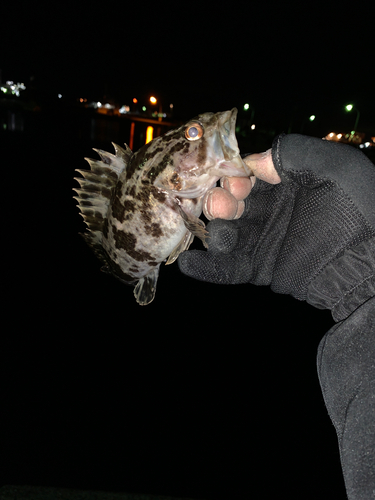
[206, 219, 239, 254]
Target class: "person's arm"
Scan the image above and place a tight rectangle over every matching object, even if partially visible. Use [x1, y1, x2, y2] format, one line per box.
[178, 134, 375, 499]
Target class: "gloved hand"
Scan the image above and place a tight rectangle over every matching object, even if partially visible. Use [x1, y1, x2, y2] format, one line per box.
[178, 134, 375, 320]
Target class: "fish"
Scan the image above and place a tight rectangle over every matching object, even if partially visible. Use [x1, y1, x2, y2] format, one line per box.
[73, 108, 251, 305]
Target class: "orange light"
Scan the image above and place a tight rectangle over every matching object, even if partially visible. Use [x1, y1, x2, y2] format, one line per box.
[133, 98, 138, 103]
[146, 126, 154, 144]
[129, 122, 135, 150]
[150, 96, 157, 104]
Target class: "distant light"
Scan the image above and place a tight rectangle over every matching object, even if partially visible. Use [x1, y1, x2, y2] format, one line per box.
[119, 105, 130, 114]
[97, 101, 102, 107]
[104, 103, 114, 109]
[133, 98, 138, 104]
[58, 94, 62, 99]
[337, 133, 342, 139]
[146, 126, 154, 144]
[170, 103, 173, 109]
[251, 124, 256, 130]
[1, 81, 26, 96]
[244, 103, 250, 111]
[345, 104, 353, 112]
[309, 115, 315, 121]
[329, 133, 335, 138]
[142, 106, 146, 112]
[150, 96, 157, 104]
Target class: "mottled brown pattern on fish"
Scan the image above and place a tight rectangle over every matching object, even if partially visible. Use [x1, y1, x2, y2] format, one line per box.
[197, 137, 207, 165]
[144, 222, 163, 238]
[150, 186, 166, 203]
[112, 197, 136, 222]
[112, 226, 153, 262]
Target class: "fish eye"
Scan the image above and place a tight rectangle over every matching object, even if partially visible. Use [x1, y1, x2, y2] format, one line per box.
[185, 122, 204, 141]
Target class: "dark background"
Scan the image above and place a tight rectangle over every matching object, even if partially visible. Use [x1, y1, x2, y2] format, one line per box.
[1, 2, 373, 499]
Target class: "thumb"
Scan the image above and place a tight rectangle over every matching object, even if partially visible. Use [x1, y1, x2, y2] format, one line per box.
[244, 149, 281, 185]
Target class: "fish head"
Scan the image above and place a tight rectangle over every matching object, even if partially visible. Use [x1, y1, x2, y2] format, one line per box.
[151, 108, 251, 199]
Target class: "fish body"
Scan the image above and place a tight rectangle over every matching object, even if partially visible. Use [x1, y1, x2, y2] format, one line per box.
[74, 108, 251, 305]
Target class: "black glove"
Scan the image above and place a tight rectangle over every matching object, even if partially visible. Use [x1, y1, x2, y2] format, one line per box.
[178, 134, 375, 321]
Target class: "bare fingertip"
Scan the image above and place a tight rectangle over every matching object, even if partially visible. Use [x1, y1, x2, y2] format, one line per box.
[233, 200, 245, 219]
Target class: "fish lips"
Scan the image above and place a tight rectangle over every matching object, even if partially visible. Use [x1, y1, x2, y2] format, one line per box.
[212, 108, 252, 177]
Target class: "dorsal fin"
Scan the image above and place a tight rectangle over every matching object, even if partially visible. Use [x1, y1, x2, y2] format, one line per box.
[73, 143, 133, 261]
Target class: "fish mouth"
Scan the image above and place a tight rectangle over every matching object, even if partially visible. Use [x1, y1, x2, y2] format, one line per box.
[216, 108, 252, 176]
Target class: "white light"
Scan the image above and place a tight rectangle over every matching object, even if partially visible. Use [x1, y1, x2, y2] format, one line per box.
[97, 101, 102, 107]
[244, 103, 250, 110]
[58, 94, 62, 98]
[119, 105, 130, 114]
[251, 124, 256, 130]
[337, 133, 342, 139]
[2, 81, 26, 96]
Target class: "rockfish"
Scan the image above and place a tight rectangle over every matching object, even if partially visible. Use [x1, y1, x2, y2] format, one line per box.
[74, 108, 251, 305]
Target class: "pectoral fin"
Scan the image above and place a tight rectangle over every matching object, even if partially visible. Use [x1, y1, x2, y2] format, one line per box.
[165, 230, 194, 265]
[133, 266, 160, 306]
[176, 205, 209, 248]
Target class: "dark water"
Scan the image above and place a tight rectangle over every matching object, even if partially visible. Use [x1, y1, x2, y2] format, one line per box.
[0, 109, 346, 500]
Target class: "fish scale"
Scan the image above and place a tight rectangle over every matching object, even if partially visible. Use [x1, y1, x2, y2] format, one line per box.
[74, 108, 251, 305]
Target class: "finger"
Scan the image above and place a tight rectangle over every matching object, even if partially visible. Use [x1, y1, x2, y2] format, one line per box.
[220, 176, 253, 200]
[203, 187, 239, 220]
[243, 149, 281, 184]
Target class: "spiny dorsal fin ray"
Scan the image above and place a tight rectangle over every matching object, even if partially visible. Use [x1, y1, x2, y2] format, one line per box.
[74, 169, 118, 188]
[92, 142, 132, 175]
[112, 142, 133, 166]
[74, 143, 133, 259]
[83, 160, 120, 179]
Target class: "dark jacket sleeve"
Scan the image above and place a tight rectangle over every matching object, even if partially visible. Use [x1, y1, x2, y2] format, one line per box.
[274, 135, 375, 499]
[317, 296, 375, 499]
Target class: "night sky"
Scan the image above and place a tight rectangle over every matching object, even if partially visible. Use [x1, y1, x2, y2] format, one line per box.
[1, 3, 373, 500]
[2, 3, 374, 131]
